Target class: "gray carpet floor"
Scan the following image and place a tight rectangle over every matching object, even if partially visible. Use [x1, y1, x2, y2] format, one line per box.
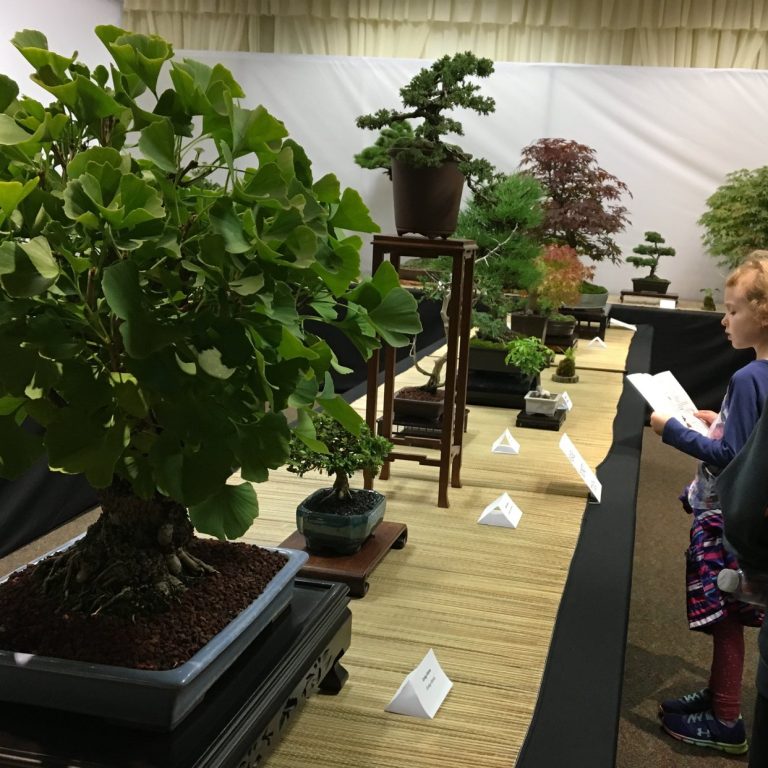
[616, 428, 759, 767]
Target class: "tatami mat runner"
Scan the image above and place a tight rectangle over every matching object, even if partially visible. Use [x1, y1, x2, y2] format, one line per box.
[239, 327, 634, 767]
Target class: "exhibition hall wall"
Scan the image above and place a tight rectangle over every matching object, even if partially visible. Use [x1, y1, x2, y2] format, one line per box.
[180, 49, 768, 299]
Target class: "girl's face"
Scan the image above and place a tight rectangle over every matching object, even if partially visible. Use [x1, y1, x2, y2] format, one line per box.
[722, 276, 766, 351]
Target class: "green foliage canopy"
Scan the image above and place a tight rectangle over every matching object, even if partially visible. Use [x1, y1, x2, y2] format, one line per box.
[0, 27, 421, 539]
[699, 167, 768, 269]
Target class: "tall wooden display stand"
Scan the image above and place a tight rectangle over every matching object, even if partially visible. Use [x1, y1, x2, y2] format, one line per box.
[365, 235, 477, 508]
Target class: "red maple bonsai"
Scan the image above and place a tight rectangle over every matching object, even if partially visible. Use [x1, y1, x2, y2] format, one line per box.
[519, 138, 632, 265]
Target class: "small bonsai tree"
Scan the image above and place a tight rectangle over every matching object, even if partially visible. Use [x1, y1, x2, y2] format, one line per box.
[698, 166, 768, 269]
[535, 244, 595, 316]
[355, 51, 496, 190]
[286, 412, 392, 505]
[504, 336, 555, 378]
[518, 138, 631, 264]
[626, 231, 676, 278]
[700, 287, 720, 311]
[555, 347, 577, 378]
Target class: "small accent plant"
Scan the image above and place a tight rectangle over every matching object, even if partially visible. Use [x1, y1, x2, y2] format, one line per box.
[504, 336, 555, 378]
[286, 412, 392, 505]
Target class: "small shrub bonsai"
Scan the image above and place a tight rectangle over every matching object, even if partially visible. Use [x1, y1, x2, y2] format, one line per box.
[518, 138, 631, 265]
[504, 336, 555, 379]
[286, 412, 392, 507]
[353, 121, 415, 179]
[0, 26, 421, 619]
[355, 51, 496, 188]
[698, 166, 768, 269]
[287, 411, 393, 553]
[535, 244, 595, 317]
[700, 287, 720, 311]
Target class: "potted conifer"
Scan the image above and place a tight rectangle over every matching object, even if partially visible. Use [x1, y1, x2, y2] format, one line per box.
[355, 51, 496, 238]
[626, 230, 676, 293]
[286, 412, 393, 555]
[0, 26, 421, 729]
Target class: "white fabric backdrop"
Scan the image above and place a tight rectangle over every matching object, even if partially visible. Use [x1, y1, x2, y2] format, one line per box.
[179, 50, 768, 299]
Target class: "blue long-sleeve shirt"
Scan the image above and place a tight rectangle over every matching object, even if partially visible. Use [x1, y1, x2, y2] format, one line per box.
[663, 360, 768, 468]
[663, 360, 768, 510]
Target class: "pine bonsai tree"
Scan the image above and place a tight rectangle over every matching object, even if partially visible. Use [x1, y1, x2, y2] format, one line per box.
[626, 231, 676, 278]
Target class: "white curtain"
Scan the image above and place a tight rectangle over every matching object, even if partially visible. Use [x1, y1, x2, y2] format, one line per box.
[122, 0, 768, 67]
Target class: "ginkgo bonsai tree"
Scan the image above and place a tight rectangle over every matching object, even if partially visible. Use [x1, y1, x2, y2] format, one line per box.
[0, 27, 421, 617]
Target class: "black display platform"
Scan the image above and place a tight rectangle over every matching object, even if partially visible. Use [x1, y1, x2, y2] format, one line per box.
[0, 579, 351, 768]
[516, 407, 566, 431]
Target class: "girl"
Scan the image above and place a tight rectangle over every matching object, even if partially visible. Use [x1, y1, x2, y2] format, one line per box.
[650, 253, 768, 755]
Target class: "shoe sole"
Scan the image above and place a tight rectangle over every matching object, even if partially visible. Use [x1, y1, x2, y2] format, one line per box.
[661, 723, 748, 755]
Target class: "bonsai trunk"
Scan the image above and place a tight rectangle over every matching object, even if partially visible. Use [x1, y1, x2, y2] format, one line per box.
[331, 471, 351, 503]
[33, 478, 216, 617]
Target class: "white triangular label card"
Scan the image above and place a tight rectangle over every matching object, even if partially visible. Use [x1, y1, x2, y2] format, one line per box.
[609, 317, 637, 331]
[560, 391, 573, 411]
[491, 428, 520, 454]
[588, 336, 607, 348]
[385, 648, 452, 719]
[659, 298, 677, 309]
[478, 492, 523, 528]
[559, 433, 602, 502]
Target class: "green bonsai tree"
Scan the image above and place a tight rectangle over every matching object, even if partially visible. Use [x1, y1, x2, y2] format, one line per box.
[555, 346, 577, 378]
[504, 336, 555, 378]
[518, 138, 631, 264]
[355, 51, 496, 190]
[700, 287, 720, 311]
[626, 231, 676, 278]
[0, 27, 421, 616]
[286, 412, 392, 504]
[698, 166, 768, 269]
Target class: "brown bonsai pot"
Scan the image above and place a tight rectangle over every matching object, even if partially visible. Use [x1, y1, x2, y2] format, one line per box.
[393, 386, 445, 421]
[631, 277, 670, 294]
[391, 158, 465, 238]
[509, 312, 549, 340]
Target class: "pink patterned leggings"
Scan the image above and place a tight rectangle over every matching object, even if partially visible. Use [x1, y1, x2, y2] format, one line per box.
[709, 614, 746, 722]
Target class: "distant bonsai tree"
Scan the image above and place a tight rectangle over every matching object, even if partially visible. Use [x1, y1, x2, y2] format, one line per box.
[355, 51, 496, 190]
[286, 412, 392, 504]
[519, 138, 631, 265]
[700, 287, 720, 311]
[698, 167, 768, 269]
[626, 231, 676, 278]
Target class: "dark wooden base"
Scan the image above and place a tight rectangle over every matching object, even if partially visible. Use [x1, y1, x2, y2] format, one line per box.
[0, 579, 351, 768]
[378, 409, 469, 439]
[545, 330, 578, 352]
[619, 290, 678, 306]
[281, 521, 408, 598]
[516, 408, 567, 431]
[560, 306, 608, 340]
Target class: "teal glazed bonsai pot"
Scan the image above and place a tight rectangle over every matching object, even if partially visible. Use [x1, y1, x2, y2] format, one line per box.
[297, 489, 386, 555]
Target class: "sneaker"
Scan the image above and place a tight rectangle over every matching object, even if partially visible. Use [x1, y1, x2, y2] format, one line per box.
[661, 709, 748, 755]
[658, 687, 712, 717]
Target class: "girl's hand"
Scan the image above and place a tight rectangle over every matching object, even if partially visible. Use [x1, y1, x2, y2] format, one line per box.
[650, 411, 671, 435]
[695, 409, 719, 426]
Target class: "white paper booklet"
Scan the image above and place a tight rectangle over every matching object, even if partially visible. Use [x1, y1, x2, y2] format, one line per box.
[626, 370, 709, 436]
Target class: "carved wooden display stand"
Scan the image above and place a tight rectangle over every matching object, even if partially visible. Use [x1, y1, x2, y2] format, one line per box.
[281, 521, 408, 597]
[0, 580, 351, 768]
[365, 235, 477, 508]
[561, 306, 609, 340]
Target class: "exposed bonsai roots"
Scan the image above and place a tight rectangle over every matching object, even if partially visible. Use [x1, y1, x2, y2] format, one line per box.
[33, 480, 218, 617]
